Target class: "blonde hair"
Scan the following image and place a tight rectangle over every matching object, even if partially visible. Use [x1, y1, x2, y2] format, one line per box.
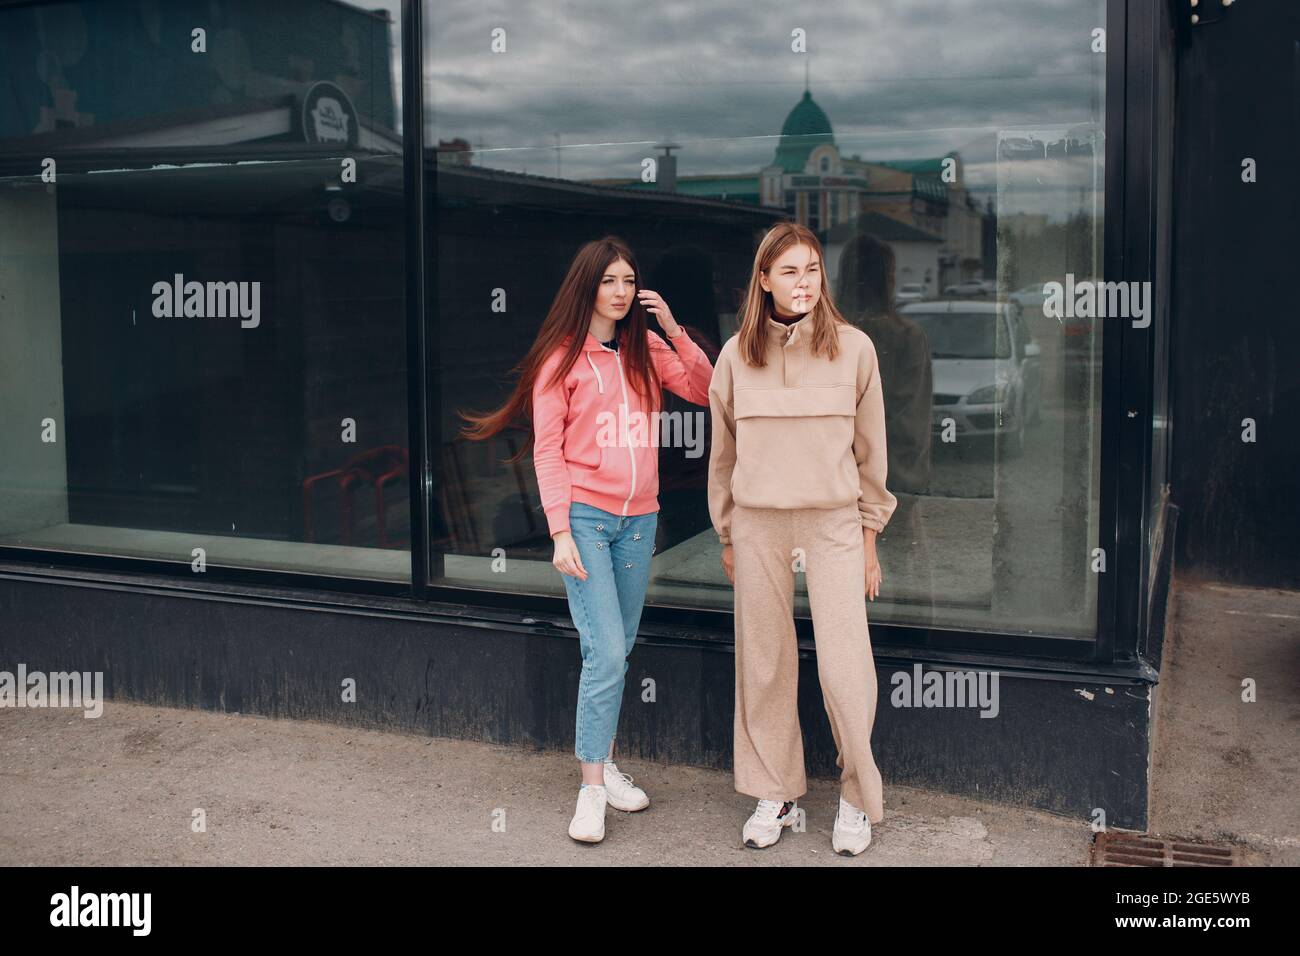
[736, 221, 849, 367]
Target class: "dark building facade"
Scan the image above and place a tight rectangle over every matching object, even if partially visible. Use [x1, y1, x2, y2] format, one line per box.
[0, 0, 1237, 832]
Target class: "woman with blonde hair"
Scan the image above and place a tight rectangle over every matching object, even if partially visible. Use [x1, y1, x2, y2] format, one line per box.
[707, 221, 896, 855]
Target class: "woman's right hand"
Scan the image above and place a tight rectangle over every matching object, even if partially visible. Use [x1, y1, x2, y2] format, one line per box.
[552, 530, 588, 580]
[721, 544, 735, 585]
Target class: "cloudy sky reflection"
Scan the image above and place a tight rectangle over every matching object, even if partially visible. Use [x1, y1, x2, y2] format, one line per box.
[421, 0, 1106, 211]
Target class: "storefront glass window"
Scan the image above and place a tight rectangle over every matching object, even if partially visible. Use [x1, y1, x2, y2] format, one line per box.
[0, 0, 410, 581]
[424, 0, 1108, 638]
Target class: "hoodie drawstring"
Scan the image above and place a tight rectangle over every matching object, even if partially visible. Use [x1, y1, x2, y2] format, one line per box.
[586, 352, 605, 394]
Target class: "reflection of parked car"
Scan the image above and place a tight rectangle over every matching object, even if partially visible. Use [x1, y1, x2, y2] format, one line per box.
[1009, 281, 1093, 352]
[943, 279, 991, 296]
[895, 283, 926, 304]
[1008, 283, 1050, 316]
[900, 300, 1043, 456]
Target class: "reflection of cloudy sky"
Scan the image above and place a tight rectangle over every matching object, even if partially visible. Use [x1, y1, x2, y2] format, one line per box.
[418, 0, 1105, 219]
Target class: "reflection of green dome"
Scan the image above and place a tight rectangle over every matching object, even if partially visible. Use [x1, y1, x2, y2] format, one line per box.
[772, 90, 835, 172]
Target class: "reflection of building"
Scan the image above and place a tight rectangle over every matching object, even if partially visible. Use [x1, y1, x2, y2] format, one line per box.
[0, 0, 399, 151]
[435, 137, 474, 165]
[595, 83, 989, 290]
[849, 155, 987, 287]
[824, 214, 942, 296]
[759, 88, 867, 234]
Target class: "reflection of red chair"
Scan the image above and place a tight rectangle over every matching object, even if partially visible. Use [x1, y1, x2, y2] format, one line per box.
[303, 445, 409, 548]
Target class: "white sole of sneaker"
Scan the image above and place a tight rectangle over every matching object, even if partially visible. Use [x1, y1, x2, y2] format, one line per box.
[743, 809, 797, 849]
[832, 828, 872, 856]
[569, 828, 604, 844]
[606, 793, 650, 812]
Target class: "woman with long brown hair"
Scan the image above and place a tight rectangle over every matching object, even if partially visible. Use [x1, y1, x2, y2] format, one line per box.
[460, 236, 714, 844]
[707, 221, 896, 855]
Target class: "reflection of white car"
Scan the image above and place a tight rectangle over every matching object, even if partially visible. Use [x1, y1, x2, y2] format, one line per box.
[895, 283, 926, 304]
[901, 300, 1043, 456]
[943, 279, 991, 296]
[1009, 283, 1050, 313]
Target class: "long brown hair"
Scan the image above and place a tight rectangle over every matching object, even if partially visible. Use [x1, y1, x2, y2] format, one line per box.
[458, 236, 662, 462]
[736, 221, 849, 367]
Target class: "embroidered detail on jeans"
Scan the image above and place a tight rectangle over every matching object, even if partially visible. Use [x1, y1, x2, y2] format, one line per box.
[624, 562, 633, 569]
[596, 542, 604, 549]
[651, 546, 656, 554]
[595, 523, 605, 531]
[632, 532, 642, 540]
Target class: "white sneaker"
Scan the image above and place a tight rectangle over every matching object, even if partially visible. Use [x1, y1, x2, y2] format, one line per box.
[602, 761, 650, 811]
[568, 785, 607, 843]
[742, 799, 798, 848]
[831, 796, 872, 856]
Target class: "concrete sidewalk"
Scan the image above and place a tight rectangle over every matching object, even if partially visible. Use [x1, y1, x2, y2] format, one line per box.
[1, 700, 1088, 866]
[1147, 576, 1300, 865]
[2, 573, 1294, 866]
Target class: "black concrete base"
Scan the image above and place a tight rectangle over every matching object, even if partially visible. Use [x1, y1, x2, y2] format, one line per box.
[0, 567, 1155, 830]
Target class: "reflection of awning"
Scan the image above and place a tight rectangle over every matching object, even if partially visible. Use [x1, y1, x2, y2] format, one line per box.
[1, 155, 406, 217]
[0, 95, 401, 155]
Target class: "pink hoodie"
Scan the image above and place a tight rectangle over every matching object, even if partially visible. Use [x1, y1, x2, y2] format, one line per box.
[532, 327, 714, 536]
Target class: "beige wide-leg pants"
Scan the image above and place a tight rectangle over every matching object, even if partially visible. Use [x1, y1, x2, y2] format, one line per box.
[731, 502, 885, 824]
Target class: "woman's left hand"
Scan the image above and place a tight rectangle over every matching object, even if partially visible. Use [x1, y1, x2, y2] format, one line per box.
[864, 536, 883, 601]
[637, 289, 679, 337]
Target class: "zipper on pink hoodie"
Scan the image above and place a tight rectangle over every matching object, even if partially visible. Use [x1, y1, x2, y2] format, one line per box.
[531, 327, 714, 537]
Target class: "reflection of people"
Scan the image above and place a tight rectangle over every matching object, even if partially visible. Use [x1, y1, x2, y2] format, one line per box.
[836, 235, 932, 496]
[837, 234, 936, 629]
[458, 236, 713, 844]
[707, 222, 896, 856]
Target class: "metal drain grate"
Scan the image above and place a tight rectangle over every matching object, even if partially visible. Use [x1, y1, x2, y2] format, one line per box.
[1091, 832, 1239, 866]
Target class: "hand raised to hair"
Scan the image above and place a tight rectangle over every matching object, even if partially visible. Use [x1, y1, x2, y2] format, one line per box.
[636, 289, 680, 338]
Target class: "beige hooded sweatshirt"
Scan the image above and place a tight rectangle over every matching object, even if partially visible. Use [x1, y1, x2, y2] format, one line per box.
[707, 312, 897, 546]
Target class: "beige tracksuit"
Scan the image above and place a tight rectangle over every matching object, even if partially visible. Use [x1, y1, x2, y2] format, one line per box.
[707, 312, 897, 822]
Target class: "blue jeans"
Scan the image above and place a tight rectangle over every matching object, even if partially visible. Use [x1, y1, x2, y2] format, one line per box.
[562, 501, 658, 763]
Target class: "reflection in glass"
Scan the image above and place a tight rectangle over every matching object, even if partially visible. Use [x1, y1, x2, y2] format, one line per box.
[424, 0, 1105, 635]
[0, 0, 409, 580]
